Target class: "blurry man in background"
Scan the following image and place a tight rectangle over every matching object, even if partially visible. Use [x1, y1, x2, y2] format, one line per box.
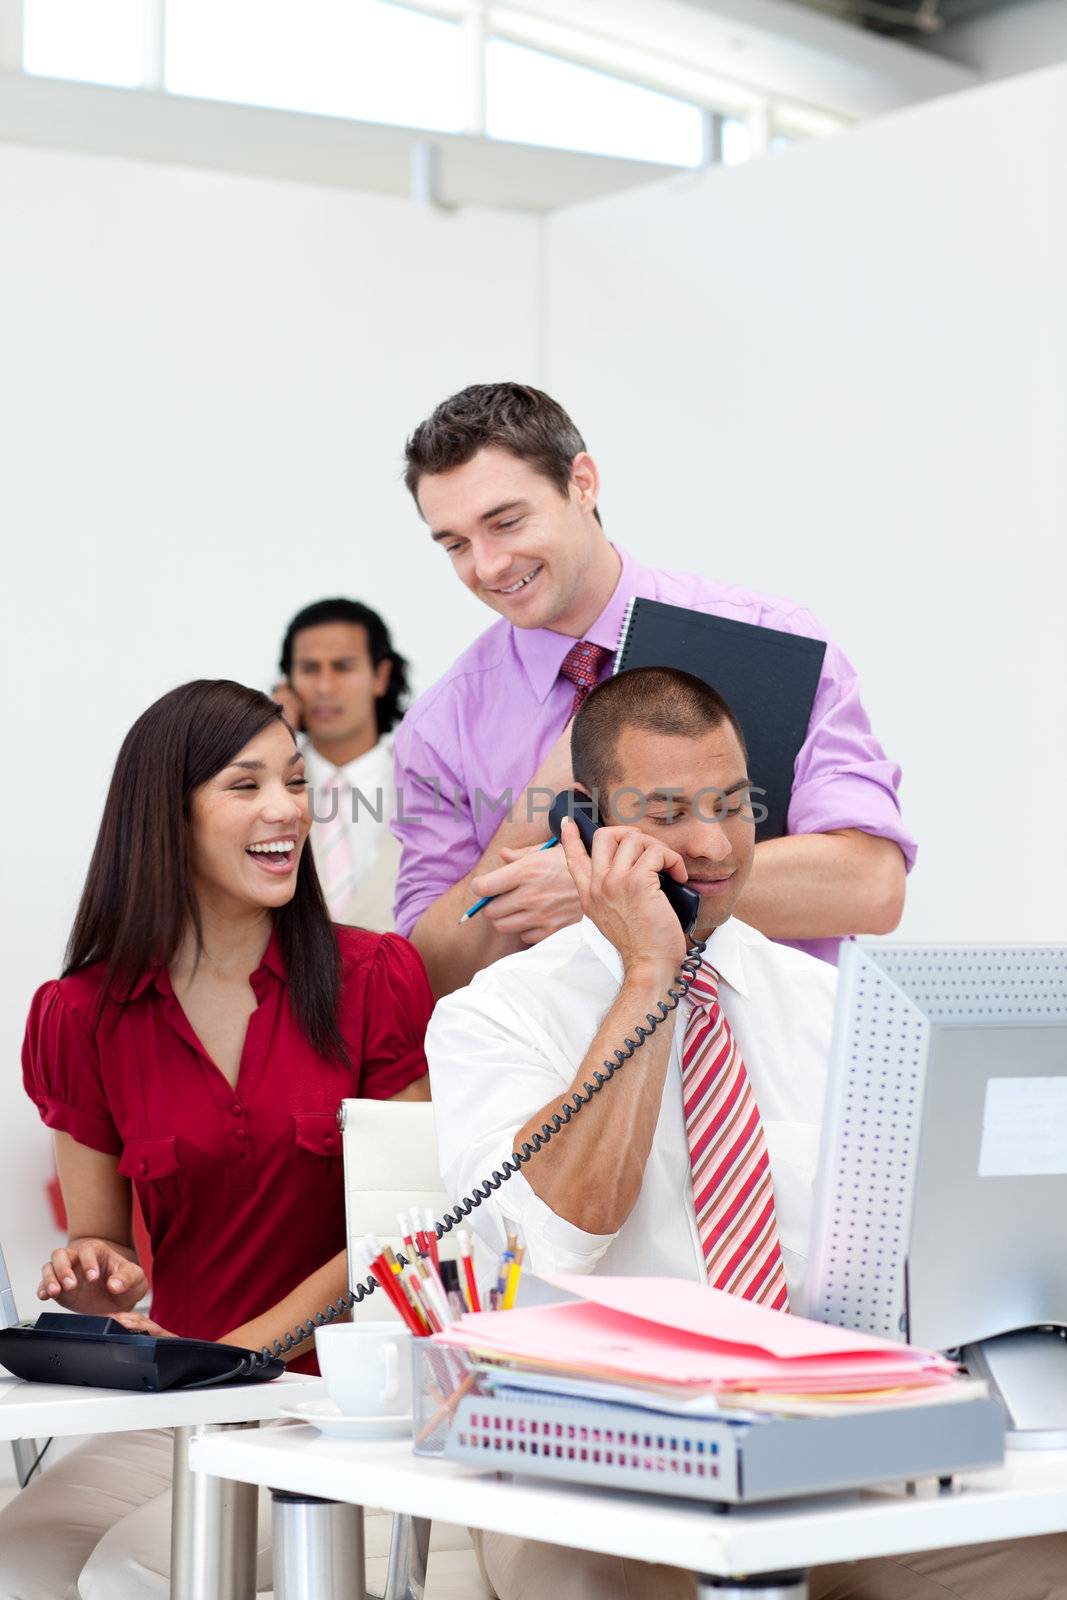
[274, 598, 409, 932]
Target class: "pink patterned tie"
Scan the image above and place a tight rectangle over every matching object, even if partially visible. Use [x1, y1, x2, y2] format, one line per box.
[559, 641, 612, 717]
[682, 963, 790, 1312]
[313, 772, 356, 917]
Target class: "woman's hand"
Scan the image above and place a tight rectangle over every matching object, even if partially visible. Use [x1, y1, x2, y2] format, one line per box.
[111, 1312, 175, 1338]
[37, 1237, 148, 1314]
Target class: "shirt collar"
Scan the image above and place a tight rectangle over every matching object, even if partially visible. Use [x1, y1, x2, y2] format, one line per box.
[512, 545, 658, 704]
[580, 914, 750, 1002]
[124, 922, 287, 1001]
[301, 734, 391, 787]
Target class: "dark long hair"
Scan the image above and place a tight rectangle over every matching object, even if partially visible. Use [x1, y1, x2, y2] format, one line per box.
[64, 679, 347, 1063]
[278, 597, 411, 736]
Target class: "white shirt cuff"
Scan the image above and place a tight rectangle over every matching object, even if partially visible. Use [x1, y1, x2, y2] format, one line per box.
[458, 1143, 616, 1278]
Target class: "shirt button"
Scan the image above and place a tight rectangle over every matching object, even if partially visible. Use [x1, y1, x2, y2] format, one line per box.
[231, 1103, 243, 1117]
[235, 1128, 247, 1142]
[140, 1160, 148, 1175]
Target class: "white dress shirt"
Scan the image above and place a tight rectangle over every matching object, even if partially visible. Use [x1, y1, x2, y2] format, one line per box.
[426, 916, 837, 1305]
[302, 735, 401, 933]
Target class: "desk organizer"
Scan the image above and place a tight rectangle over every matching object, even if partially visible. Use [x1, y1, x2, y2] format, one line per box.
[412, 1342, 488, 1456]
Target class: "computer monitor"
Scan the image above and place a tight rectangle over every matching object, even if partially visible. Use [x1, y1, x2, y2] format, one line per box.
[805, 942, 1067, 1448]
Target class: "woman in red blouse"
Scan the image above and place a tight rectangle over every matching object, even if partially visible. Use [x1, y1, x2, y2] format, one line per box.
[2, 678, 432, 1598]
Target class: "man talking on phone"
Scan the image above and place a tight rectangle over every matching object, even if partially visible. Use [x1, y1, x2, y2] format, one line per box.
[426, 668, 1063, 1600]
[272, 597, 409, 931]
[394, 382, 914, 998]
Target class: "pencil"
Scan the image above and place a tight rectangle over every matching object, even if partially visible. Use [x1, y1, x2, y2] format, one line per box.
[399, 1211, 420, 1269]
[458, 1229, 481, 1313]
[494, 1248, 514, 1303]
[422, 1209, 441, 1275]
[501, 1245, 525, 1311]
[365, 1236, 424, 1336]
[458, 837, 560, 923]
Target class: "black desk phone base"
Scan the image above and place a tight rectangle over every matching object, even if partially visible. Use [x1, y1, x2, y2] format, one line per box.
[0, 1313, 284, 1391]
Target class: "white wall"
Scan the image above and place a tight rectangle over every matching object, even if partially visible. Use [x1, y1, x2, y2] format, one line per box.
[933, 0, 1067, 77]
[546, 66, 1067, 950]
[0, 142, 540, 1311]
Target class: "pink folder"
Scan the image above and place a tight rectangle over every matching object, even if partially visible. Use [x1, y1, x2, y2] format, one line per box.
[543, 1276, 943, 1362]
[435, 1277, 954, 1392]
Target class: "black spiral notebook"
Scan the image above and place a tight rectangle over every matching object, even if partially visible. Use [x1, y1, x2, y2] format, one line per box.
[613, 597, 826, 842]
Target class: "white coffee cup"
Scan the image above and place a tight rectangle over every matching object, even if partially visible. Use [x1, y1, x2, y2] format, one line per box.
[315, 1322, 412, 1419]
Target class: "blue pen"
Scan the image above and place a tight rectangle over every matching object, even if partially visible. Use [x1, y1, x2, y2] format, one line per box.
[458, 836, 560, 923]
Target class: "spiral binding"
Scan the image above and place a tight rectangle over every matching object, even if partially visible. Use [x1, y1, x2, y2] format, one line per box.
[220, 936, 708, 1380]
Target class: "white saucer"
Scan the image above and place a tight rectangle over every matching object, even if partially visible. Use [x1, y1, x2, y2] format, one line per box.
[281, 1399, 413, 1440]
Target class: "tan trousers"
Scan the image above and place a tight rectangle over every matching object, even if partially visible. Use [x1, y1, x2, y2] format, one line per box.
[0, 1428, 274, 1600]
[472, 1527, 1067, 1600]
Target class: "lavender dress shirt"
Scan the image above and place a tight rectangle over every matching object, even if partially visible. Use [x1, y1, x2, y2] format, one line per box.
[391, 547, 916, 963]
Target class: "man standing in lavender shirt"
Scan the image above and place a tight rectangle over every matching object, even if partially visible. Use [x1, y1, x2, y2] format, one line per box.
[393, 383, 914, 998]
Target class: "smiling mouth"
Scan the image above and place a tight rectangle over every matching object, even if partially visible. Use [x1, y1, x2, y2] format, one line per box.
[688, 872, 735, 894]
[492, 564, 543, 596]
[246, 839, 298, 874]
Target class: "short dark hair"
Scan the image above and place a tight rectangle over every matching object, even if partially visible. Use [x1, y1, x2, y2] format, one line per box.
[64, 680, 348, 1064]
[572, 667, 748, 809]
[404, 382, 601, 525]
[279, 598, 410, 736]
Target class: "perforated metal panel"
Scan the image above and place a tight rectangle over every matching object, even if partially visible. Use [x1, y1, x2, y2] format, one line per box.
[805, 945, 1067, 1342]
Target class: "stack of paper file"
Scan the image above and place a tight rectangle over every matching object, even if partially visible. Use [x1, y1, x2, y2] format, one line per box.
[432, 1275, 975, 1417]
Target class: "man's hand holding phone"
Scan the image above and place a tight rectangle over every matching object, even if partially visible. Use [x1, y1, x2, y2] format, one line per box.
[559, 816, 689, 982]
[270, 681, 305, 733]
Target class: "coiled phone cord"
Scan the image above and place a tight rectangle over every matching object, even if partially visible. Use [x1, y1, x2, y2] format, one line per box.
[219, 934, 708, 1379]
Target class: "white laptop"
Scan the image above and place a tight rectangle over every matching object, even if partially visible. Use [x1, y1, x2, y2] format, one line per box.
[0, 1245, 21, 1331]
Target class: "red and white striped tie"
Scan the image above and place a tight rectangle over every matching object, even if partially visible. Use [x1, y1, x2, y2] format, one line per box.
[682, 962, 789, 1312]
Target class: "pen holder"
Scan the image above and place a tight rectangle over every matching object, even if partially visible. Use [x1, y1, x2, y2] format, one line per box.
[412, 1340, 487, 1457]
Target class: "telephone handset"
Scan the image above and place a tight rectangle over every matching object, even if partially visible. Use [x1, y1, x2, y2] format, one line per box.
[547, 789, 701, 940]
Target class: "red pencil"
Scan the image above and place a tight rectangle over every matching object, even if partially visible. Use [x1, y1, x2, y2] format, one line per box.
[422, 1209, 441, 1274]
[400, 1211, 420, 1270]
[366, 1237, 425, 1336]
[459, 1230, 481, 1313]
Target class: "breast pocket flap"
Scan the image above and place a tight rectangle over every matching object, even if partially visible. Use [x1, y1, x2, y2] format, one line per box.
[117, 1135, 179, 1181]
[293, 1112, 342, 1158]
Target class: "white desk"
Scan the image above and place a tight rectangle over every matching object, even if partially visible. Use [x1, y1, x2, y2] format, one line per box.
[190, 1426, 1067, 1600]
[0, 1368, 325, 1600]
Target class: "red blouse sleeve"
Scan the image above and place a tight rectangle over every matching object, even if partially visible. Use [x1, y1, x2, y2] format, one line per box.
[22, 980, 122, 1157]
[357, 934, 433, 1100]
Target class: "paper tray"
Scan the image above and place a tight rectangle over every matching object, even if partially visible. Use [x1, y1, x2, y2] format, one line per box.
[429, 1380, 1005, 1505]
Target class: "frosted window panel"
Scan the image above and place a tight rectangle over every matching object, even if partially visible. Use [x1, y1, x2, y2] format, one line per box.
[166, 0, 465, 133]
[721, 117, 752, 166]
[23, 0, 148, 87]
[486, 40, 703, 168]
